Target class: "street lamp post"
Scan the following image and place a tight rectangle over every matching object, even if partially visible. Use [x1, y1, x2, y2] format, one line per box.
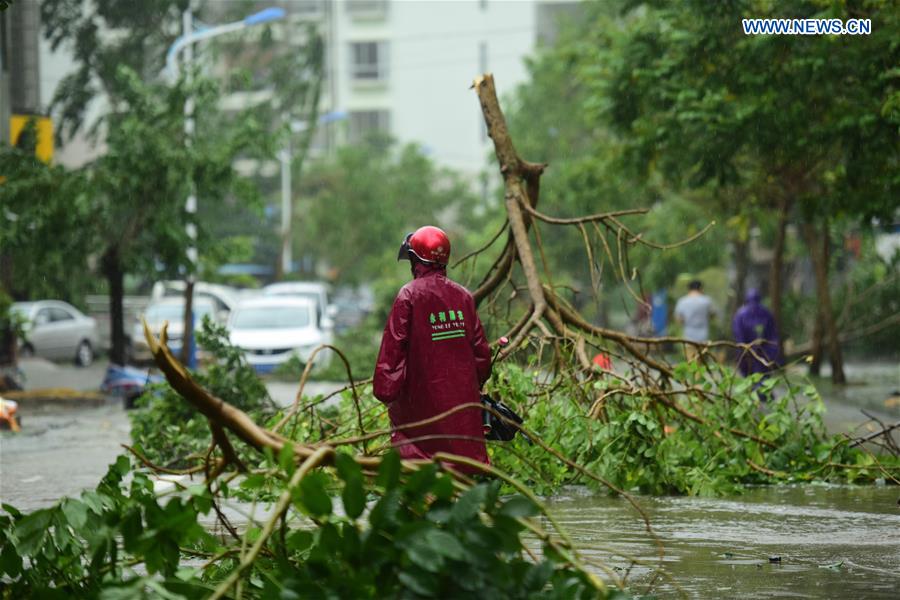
[166, 5, 286, 366]
[279, 111, 346, 278]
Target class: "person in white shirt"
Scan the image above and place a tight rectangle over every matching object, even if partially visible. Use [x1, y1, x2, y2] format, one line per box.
[674, 279, 717, 361]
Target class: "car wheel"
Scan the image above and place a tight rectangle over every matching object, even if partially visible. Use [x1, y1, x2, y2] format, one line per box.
[75, 340, 94, 367]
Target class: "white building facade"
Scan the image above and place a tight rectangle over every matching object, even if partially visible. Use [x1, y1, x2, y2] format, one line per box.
[328, 0, 577, 176]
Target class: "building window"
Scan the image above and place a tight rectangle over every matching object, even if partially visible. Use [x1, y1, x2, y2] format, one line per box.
[346, 0, 388, 19]
[349, 110, 391, 143]
[350, 41, 388, 82]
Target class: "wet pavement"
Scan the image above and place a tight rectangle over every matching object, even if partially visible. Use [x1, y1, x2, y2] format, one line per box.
[0, 403, 130, 508]
[0, 358, 342, 510]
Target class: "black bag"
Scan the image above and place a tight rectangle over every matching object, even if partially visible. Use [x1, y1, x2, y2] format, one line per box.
[481, 394, 524, 442]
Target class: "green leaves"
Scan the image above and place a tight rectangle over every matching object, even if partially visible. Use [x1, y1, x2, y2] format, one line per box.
[450, 483, 489, 524]
[335, 452, 366, 519]
[295, 472, 333, 518]
[375, 449, 402, 490]
[498, 495, 539, 519]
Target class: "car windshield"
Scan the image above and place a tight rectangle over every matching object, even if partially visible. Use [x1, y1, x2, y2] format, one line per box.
[232, 306, 312, 330]
[145, 303, 213, 322]
[269, 290, 319, 304]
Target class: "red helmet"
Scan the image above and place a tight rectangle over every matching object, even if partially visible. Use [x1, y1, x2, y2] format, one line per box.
[397, 226, 451, 265]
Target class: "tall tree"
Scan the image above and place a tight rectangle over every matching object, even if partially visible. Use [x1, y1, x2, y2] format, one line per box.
[0, 142, 92, 302]
[38, 0, 275, 363]
[591, 0, 899, 382]
[85, 68, 263, 363]
[211, 15, 326, 278]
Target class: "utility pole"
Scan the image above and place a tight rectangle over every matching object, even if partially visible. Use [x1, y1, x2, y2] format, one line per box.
[180, 5, 198, 368]
[279, 135, 292, 279]
[165, 5, 286, 365]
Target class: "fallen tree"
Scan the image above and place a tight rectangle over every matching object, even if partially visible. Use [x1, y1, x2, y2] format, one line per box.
[3, 74, 897, 600]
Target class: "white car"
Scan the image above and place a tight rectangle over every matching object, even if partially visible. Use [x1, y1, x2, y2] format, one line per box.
[262, 281, 337, 331]
[228, 297, 332, 373]
[12, 300, 100, 366]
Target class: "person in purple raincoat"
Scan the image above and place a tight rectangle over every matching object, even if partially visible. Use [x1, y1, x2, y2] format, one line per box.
[732, 288, 781, 377]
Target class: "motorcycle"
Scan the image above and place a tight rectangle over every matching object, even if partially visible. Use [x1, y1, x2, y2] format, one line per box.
[101, 364, 164, 409]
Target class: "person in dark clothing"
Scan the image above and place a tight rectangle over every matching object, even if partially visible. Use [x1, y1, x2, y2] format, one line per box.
[373, 226, 492, 472]
[732, 288, 781, 377]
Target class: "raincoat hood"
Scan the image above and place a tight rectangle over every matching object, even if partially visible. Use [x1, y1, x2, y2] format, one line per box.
[412, 261, 446, 279]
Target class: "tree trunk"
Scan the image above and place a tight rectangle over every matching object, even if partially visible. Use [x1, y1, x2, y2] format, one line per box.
[731, 237, 749, 319]
[181, 280, 195, 366]
[809, 305, 825, 376]
[102, 247, 127, 365]
[801, 221, 845, 384]
[769, 197, 788, 359]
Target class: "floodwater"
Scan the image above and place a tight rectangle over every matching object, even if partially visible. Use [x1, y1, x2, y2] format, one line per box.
[0, 403, 131, 509]
[544, 485, 900, 599]
[0, 362, 898, 598]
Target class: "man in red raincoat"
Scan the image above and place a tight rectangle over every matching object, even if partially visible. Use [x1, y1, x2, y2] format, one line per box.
[373, 226, 492, 471]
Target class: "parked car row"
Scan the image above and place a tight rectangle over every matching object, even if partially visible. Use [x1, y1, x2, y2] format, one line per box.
[10, 280, 372, 373]
[140, 281, 334, 372]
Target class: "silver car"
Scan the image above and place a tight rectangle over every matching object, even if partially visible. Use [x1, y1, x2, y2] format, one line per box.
[12, 300, 100, 366]
[130, 297, 219, 363]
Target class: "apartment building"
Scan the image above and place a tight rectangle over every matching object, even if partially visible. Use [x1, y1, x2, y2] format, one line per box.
[218, 0, 578, 178]
[331, 0, 578, 176]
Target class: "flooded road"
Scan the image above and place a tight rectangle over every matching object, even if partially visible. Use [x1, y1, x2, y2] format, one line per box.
[0, 404, 130, 508]
[545, 485, 900, 598]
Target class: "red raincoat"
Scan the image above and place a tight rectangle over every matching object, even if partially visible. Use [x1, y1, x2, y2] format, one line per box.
[373, 262, 491, 472]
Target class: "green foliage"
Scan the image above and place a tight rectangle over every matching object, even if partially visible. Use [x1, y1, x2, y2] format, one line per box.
[598, 0, 898, 219]
[506, 0, 899, 347]
[0, 451, 613, 599]
[0, 291, 26, 342]
[831, 234, 900, 356]
[0, 144, 93, 301]
[0, 455, 217, 598]
[40, 0, 189, 142]
[129, 317, 276, 467]
[503, 3, 729, 302]
[257, 455, 605, 599]
[484, 363, 897, 496]
[88, 66, 267, 281]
